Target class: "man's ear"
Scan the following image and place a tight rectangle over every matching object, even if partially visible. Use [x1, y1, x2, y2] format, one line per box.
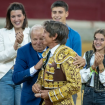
[53, 33, 58, 41]
[66, 11, 69, 18]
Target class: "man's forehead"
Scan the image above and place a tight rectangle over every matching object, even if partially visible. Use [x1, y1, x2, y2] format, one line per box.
[32, 32, 43, 36]
[52, 7, 66, 11]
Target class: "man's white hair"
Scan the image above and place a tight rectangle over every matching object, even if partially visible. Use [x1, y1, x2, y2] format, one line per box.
[29, 24, 43, 37]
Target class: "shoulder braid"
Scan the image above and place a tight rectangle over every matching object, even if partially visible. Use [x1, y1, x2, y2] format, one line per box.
[54, 45, 77, 64]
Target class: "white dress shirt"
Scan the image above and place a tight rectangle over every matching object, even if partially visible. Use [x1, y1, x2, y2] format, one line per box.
[80, 53, 105, 87]
[48, 44, 60, 59]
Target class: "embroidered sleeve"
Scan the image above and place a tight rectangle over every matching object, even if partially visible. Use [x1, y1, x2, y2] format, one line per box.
[48, 57, 81, 102]
[36, 70, 43, 86]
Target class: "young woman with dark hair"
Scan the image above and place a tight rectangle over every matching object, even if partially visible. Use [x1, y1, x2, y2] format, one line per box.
[0, 2, 30, 105]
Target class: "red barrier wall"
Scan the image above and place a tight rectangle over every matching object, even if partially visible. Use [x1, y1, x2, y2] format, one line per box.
[1, 0, 105, 21]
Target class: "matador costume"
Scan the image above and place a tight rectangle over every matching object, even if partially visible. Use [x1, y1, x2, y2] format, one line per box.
[36, 45, 81, 105]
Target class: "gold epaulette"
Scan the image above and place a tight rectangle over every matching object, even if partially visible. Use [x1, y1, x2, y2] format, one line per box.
[54, 45, 76, 64]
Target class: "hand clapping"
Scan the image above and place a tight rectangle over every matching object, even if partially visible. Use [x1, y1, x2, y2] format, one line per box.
[14, 31, 24, 50]
[15, 31, 24, 44]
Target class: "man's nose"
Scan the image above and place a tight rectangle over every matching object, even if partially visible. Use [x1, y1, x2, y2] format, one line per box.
[55, 12, 59, 16]
[42, 33, 44, 37]
[37, 40, 41, 44]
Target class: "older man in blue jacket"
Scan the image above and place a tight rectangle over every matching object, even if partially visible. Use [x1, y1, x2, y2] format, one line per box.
[12, 25, 46, 105]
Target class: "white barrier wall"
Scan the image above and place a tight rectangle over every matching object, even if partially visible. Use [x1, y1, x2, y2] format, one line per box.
[0, 18, 105, 41]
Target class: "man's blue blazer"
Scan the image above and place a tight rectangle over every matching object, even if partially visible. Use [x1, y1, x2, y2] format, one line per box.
[12, 42, 41, 105]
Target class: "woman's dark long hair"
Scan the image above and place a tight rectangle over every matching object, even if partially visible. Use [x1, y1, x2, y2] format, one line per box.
[5, 2, 28, 30]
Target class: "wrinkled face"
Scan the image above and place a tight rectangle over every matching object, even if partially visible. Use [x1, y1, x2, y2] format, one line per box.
[94, 33, 105, 52]
[31, 28, 46, 52]
[10, 10, 25, 30]
[51, 7, 68, 24]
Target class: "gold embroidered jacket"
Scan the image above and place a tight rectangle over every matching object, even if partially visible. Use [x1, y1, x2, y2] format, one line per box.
[36, 45, 81, 105]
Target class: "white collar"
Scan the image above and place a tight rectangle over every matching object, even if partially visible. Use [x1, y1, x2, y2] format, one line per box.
[43, 47, 47, 52]
[50, 44, 60, 55]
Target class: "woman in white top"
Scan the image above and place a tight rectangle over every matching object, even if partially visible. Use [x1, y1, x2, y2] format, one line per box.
[80, 29, 105, 105]
[0, 2, 30, 105]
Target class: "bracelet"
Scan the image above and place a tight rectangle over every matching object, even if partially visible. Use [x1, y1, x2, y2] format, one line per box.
[90, 67, 98, 76]
[90, 67, 93, 72]
[99, 68, 104, 72]
[90, 67, 96, 72]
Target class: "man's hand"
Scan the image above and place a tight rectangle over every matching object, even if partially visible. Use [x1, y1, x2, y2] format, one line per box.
[35, 90, 49, 99]
[34, 58, 43, 70]
[73, 54, 86, 68]
[32, 83, 41, 93]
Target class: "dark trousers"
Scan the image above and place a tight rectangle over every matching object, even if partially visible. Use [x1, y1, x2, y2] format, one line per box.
[83, 86, 105, 105]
